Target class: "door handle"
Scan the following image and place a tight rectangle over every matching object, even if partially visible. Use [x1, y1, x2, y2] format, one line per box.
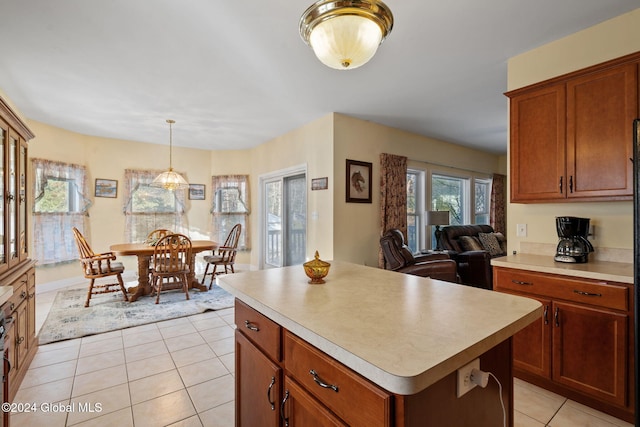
[266, 376, 276, 410]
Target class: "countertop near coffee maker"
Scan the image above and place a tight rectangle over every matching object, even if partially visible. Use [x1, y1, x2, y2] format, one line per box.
[491, 254, 633, 284]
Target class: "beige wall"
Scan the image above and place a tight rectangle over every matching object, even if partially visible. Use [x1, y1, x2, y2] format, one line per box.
[332, 114, 503, 267]
[506, 8, 640, 255]
[27, 120, 213, 283]
[248, 114, 334, 267]
[23, 111, 502, 285]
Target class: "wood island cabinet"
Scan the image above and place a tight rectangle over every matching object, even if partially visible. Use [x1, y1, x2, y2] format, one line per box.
[494, 266, 634, 423]
[0, 95, 37, 422]
[507, 53, 638, 203]
[234, 298, 514, 427]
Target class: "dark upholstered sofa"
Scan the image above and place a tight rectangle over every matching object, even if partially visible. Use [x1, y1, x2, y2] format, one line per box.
[380, 229, 458, 283]
[439, 224, 507, 290]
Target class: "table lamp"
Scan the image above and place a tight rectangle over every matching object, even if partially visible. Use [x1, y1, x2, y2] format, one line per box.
[427, 211, 450, 251]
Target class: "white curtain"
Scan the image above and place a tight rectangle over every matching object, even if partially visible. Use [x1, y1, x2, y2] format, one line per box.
[122, 169, 187, 243]
[32, 158, 91, 264]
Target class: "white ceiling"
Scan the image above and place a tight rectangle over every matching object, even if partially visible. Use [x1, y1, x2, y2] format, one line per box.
[0, 1, 637, 154]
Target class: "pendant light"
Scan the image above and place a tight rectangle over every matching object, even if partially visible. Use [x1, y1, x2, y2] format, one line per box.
[300, 0, 393, 70]
[150, 119, 189, 191]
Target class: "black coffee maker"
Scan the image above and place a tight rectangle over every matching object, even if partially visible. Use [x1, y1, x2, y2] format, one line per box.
[554, 216, 594, 263]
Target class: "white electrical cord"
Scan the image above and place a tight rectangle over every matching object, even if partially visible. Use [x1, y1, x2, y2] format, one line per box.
[488, 372, 506, 427]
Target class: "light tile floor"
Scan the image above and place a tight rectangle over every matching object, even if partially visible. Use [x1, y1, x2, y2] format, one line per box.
[9, 283, 636, 426]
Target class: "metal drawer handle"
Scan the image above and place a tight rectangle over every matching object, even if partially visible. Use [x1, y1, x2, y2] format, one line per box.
[554, 307, 560, 327]
[543, 305, 549, 325]
[573, 290, 602, 297]
[309, 370, 339, 392]
[267, 376, 276, 410]
[280, 390, 290, 427]
[244, 320, 260, 332]
[511, 280, 533, 286]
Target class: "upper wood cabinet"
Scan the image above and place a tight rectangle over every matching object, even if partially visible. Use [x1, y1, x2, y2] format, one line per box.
[507, 54, 638, 203]
[0, 97, 33, 275]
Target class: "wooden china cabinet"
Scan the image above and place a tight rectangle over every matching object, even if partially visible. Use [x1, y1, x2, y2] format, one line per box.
[0, 96, 37, 426]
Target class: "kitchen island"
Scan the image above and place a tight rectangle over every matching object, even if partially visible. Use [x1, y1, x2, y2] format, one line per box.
[218, 261, 542, 426]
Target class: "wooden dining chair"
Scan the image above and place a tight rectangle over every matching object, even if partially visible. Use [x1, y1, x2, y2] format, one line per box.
[72, 227, 129, 307]
[146, 228, 173, 245]
[202, 223, 242, 289]
[150, 233, 192, 304]
[146, 228, 173, 281]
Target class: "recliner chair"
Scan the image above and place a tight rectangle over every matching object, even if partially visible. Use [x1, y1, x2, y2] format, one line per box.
[380, 229, 458, 283]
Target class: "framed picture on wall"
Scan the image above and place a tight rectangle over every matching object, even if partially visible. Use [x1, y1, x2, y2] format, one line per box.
[188, 184, 206, 200]
[95, 179, 117, 198]
[346, 159, 372, 203]
[311, 177, 328, 190]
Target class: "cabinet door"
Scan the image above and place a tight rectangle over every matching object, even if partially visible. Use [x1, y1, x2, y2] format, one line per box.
[0, 118, 6, 274]
[5, 320, 16, 389]
[14, 302, 27, 372]
[282, 376, 347, 427]
[235, 330, 282, 427]
[18, 139, 28, 261]
[552, 301, 628, 406]
[566, 63, 636, 199]
[26, 270, 36, 350]
[7, 130, 19, 269]
[509, 84, 566, 202]
[513, 297, 552, 378]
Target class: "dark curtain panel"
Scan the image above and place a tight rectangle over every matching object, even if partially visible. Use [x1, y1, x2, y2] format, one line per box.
[379, 153, 408, 268]
[490, 173, 506, 234]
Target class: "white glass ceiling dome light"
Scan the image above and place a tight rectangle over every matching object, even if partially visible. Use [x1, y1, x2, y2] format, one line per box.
[300, 0, 394, 70]
[150, 119, 189, 191]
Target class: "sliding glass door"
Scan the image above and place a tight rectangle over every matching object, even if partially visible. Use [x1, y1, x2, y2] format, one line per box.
[264, 173, 306, 268]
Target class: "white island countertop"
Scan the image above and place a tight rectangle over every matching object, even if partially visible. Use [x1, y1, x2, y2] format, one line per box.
[217, 261, 542, 395]
[491, 254, 633, 284]
[0, 286, 12, 307]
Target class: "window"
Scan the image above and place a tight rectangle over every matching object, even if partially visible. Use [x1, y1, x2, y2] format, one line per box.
[32, 158, 91, 264]
[407, 167, 492, 252]
[211, 175, 250, 251]
[123, 169, 186, 243]
[406, 170, 423, 254]
[474, 178, 491, 225]
[34, 178, 80, 213]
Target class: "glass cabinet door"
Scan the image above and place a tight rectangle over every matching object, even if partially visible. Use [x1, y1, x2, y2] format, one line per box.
[7, 131, 18, 268]
[19, 140, 27, 261]
[0, 123, 5, 272]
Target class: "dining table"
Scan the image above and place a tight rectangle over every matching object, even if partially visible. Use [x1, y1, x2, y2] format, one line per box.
[110, 240, 217, 302]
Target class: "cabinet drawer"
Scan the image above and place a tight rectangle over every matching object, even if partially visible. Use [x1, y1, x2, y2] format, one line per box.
[3, 274, 28, 315]
[494, 268, 628, 311]
[284, 331, 391, 427]
[234, 299, 282, 362]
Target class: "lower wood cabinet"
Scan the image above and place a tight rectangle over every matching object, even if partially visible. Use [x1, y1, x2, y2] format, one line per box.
[494, 267, 634, 423]
[282, 376, 347, 427]
[235, 331, 282, 427]
[1, 261, 38, 405]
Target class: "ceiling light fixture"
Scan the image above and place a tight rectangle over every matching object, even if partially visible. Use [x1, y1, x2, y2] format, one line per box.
[150, 119, 189, 191]
[300, 0, 393, 70]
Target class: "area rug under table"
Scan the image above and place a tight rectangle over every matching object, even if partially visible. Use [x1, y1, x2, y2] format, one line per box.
[38, 285, 235, 345]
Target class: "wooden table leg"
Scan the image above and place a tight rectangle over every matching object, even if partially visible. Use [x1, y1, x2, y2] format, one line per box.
[189, 253, 207, 292]
[127, 255, 151, 302]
